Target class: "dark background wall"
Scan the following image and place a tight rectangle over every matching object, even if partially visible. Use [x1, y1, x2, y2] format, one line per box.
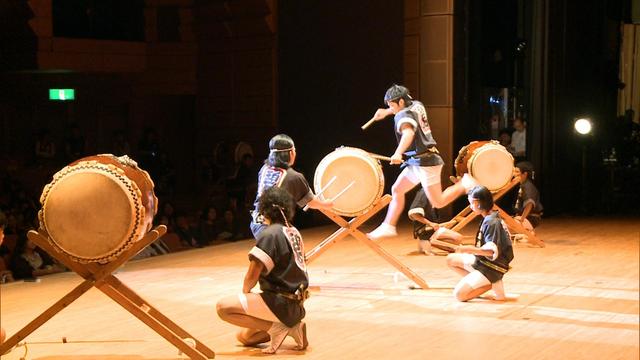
[278, 0, 403, 186]
[0, 0, 637, 219]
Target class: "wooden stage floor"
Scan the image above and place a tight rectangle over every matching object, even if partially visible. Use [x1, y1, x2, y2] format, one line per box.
[1, 216, 638, 360]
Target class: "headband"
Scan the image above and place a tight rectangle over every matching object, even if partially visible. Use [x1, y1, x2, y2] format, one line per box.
[269, 146, 294, 154]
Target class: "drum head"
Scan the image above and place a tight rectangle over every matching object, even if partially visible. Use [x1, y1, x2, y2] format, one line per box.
[42, 169, 138, 262]
[468, 144, 514, 191]
[314, 148, 383, 217]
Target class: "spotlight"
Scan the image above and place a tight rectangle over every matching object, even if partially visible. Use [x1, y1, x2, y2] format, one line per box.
[574, 117, 593, 213]
[574, 118, 592, 135]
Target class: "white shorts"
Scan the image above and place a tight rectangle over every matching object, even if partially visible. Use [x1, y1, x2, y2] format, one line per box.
[238, 293, 279, 322]
[401, 164, 442, 188]
[459, 253, 477, 273]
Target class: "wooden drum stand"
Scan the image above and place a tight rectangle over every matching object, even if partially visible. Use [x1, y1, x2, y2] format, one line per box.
[305, 195, 431, 290]
[444, 176, 545, 247]
[0, 225, 216, 359]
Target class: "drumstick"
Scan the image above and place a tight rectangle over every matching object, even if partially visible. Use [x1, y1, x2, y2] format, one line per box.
[361, 118, 377, 130]
[368, 152, 404, 164]
[328, 180, 356, 202]
[303, 176, 337, 211]
[429, 238, 459, 253]
[316, 175, 337, 198]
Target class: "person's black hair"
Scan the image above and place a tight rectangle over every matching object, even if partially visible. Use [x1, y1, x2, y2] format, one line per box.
[267, 134, 294, 169]
[468, 185, 494, 211]
[0, 216, 6, 230]
[515, 161, 534, 176]
[258, 186, 294, 226]
[384, 84, 413, 106]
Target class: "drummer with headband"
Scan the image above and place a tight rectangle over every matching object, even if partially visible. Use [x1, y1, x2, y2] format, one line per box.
[250, 134, 333, 238]
[366, 84, 478, 240]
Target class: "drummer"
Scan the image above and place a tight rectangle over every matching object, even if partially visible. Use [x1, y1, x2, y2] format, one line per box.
[250, 134, 333, 238]
[366, 84, 478, 240]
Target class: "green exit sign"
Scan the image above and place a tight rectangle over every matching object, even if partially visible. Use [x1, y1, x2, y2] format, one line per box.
[49, 89, 75, 101]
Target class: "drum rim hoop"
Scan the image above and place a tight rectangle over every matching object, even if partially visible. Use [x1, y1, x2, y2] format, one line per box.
[41, 161, 145, 264]
[467, 143, 514, 191]
[313, 147, 384, 217]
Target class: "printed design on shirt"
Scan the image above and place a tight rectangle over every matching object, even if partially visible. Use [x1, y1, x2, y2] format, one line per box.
[500, 220, 511, 238]
[410, 103, 431, 135]
[282, 227, 306, 271]
[257, 166, 287, 197]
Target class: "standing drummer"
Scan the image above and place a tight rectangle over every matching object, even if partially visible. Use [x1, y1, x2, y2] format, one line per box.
[366, 84, 478, 240]
[250, 134, 333, 238]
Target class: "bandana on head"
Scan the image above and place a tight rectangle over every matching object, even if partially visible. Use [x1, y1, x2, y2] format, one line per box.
[269, 147, 294, 154]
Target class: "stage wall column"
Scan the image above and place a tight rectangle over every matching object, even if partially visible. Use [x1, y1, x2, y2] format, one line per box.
[405, 0, 455, 215]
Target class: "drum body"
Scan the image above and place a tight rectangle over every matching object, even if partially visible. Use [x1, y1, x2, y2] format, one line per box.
[454, 141, 514, 191]
[314, 147, 384, 217]
[39, 154, 158, 263]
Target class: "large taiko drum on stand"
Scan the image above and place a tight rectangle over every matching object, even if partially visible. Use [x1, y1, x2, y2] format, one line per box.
[454, 140, 514, 192]
[314, 147, 384, 217]
[39, 154, 158, 264]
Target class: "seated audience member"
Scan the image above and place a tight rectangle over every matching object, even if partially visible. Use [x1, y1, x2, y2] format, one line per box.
[10, 234, 65, 281]
[511, 118, 527, 160]
[498, 128, 515, 154]
[197, 206, 220, 245]
[175, 214, 199, 248]
[35, 129, 56, 164]
[218, 209, 242, 241]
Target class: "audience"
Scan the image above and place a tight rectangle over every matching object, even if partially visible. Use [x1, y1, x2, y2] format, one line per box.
[0, 135, 262, 283]
[217, 209, 242, 241]
[175, 214, 200, 248]
[511, 117, 527, 161]
[34, 129, 56, 165]
[10, 234, 65, 281]
[498, 128, 514, 154]
[63, 123, 87, 162]
[197, 206, 220, 246]
[111, 129, 131, 156]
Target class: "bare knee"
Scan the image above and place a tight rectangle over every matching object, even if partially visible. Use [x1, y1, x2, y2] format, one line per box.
[453, 288, 470, 302]
[216, 297, 236, 320]
[391, 182, 408, 196]
[453, 280, 473, 302]
[423, 189, 446, 208]
[430, 194, 450, 209]
[216, 300, 228, 319]
[446, 254, 461, 268]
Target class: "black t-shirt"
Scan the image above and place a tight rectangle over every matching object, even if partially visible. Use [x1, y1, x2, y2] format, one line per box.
[514, 179, 543, 214]
[249, 223, 308, 327]
[252, 165, 314, 216]
[394, 100, 444, 167]
[472, 211, 514, 283]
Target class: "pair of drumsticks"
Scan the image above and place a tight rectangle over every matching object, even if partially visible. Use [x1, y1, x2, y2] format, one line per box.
[303, 176, 355, 211]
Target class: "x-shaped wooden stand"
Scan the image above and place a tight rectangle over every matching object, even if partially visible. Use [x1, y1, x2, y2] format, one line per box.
[305, 195, 430, 289]
[445, 177, 545, 247]
[0, 225, 215, 359]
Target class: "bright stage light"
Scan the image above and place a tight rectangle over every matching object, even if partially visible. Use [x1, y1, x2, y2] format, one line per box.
[574, 118, 592, 135]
